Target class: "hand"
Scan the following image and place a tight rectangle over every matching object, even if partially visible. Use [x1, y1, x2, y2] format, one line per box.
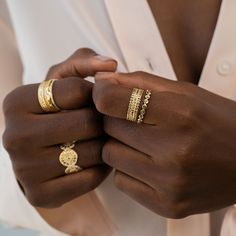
[93, 71, 236, 219]
[3, 48, 117, 208]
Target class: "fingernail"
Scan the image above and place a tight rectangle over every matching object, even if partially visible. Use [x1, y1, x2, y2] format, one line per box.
[95, 55, 116, 62]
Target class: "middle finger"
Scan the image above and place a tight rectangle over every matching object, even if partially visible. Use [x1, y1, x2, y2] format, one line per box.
[16, 138, 105, 184]
[104, 116, 164, 156]
[10, 107, 104, 149]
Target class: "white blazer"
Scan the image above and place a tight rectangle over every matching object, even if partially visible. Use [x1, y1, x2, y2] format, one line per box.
[0, 0, 236, 235]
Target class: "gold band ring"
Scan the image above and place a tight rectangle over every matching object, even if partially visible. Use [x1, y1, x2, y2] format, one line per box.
[59, 141, 82, 175]
[38, 79, 60, 112]
[126, 88, 144, 122]
[137, 90, 152, 124]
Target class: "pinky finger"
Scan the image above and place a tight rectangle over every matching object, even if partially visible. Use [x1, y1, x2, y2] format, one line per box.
[26, 165, 111, 208]
[114, 170, 163, 215]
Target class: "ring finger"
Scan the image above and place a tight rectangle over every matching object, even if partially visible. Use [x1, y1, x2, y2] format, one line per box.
[19, 138, 105, 184]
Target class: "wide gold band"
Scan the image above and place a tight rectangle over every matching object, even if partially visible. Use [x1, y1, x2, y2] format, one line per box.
[38, 79, 60, 113]
[59, 142, 82, 175]
[137, 90, 152, 124]
[126, 88, 144, 122]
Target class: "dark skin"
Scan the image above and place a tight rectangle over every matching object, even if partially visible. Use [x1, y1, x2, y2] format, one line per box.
[3, 1, 235, 219]
[3, 49, 118, 207]
[148, 0, 222, 84]
[93, 71, 236, 218]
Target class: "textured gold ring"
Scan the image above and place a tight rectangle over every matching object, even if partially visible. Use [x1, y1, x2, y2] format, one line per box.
[38, 79, 60, 112]
[126, 88, 144, 122]
[137, 90, 152, 124]
[59, 141, 82, 175]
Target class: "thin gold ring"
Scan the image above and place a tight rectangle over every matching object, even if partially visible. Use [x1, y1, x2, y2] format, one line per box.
[38, 79, 60, 112]
[137, 90, 152, 124]
[126, 88, 144, 122]
[59, 141, 82, 175]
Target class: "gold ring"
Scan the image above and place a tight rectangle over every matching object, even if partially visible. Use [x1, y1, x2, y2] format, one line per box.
[38, 79, 60, 112]
[126, 88, 144, 122]
[137, 90, 152, 124]
[59, 141, 82, 175]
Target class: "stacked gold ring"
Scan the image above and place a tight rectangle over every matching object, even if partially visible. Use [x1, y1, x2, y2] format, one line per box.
[137, 90, 152, 123]
[126, 88, 152, 124]
[126, 88, 144, 122]
[59, 142, 82, 175]
[38, 79, 60, 112]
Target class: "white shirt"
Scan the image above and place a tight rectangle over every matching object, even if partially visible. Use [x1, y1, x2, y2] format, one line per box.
[1, 0, 236, 235]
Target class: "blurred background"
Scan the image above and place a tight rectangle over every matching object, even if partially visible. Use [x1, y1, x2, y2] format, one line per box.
[0, 224, 38, 236]
[0, 2, 38, 235]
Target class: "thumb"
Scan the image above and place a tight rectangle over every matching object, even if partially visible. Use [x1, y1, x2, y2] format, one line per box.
[95, 71, 173, 92]
[47, 48, 118, 80]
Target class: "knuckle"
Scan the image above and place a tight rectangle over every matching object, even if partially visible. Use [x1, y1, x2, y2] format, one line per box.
[177, 117, 194, 134]
[173, 139, 196, 171]
[181, 97, 203, 123]
[178, 81, 196, 95]
[2, 129, 13, 153]
[3, 128, 32, 153]
[75, 48, 96, 57]
[47, 64, 61, 77]
[175, 145, 191, 166]
[3, 84, 37, 115]
[186, 104, 200, 120]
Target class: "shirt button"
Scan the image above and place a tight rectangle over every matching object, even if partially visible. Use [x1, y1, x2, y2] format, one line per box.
[217, 60, 232, 76]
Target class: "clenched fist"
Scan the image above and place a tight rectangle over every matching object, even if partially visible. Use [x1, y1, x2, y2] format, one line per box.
[3, 48, 117, 208]
[93, 71, 236, 219]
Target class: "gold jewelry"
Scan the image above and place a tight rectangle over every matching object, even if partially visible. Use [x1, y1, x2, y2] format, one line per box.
[137, 90, 152, 124]
[59, 141, 82, 175]
[127, 88, 144, 122]
[38, 79, 60, 112]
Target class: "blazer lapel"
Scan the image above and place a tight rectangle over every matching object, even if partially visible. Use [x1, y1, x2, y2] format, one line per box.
[104, 0, 176, 80]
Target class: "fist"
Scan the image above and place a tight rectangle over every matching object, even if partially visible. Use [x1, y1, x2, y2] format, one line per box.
[93, 71, 236, 218]
[3, 48, 117, 208]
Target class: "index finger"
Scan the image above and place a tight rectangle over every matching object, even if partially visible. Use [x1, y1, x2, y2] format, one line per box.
[5, 77, 93, 114]
[93, 78, 158, 125]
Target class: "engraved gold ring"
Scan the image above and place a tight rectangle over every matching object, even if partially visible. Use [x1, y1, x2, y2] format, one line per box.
[38, 79, 60, 112]
[126, 88, 152, 124]
[59, 141, 82, 175]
